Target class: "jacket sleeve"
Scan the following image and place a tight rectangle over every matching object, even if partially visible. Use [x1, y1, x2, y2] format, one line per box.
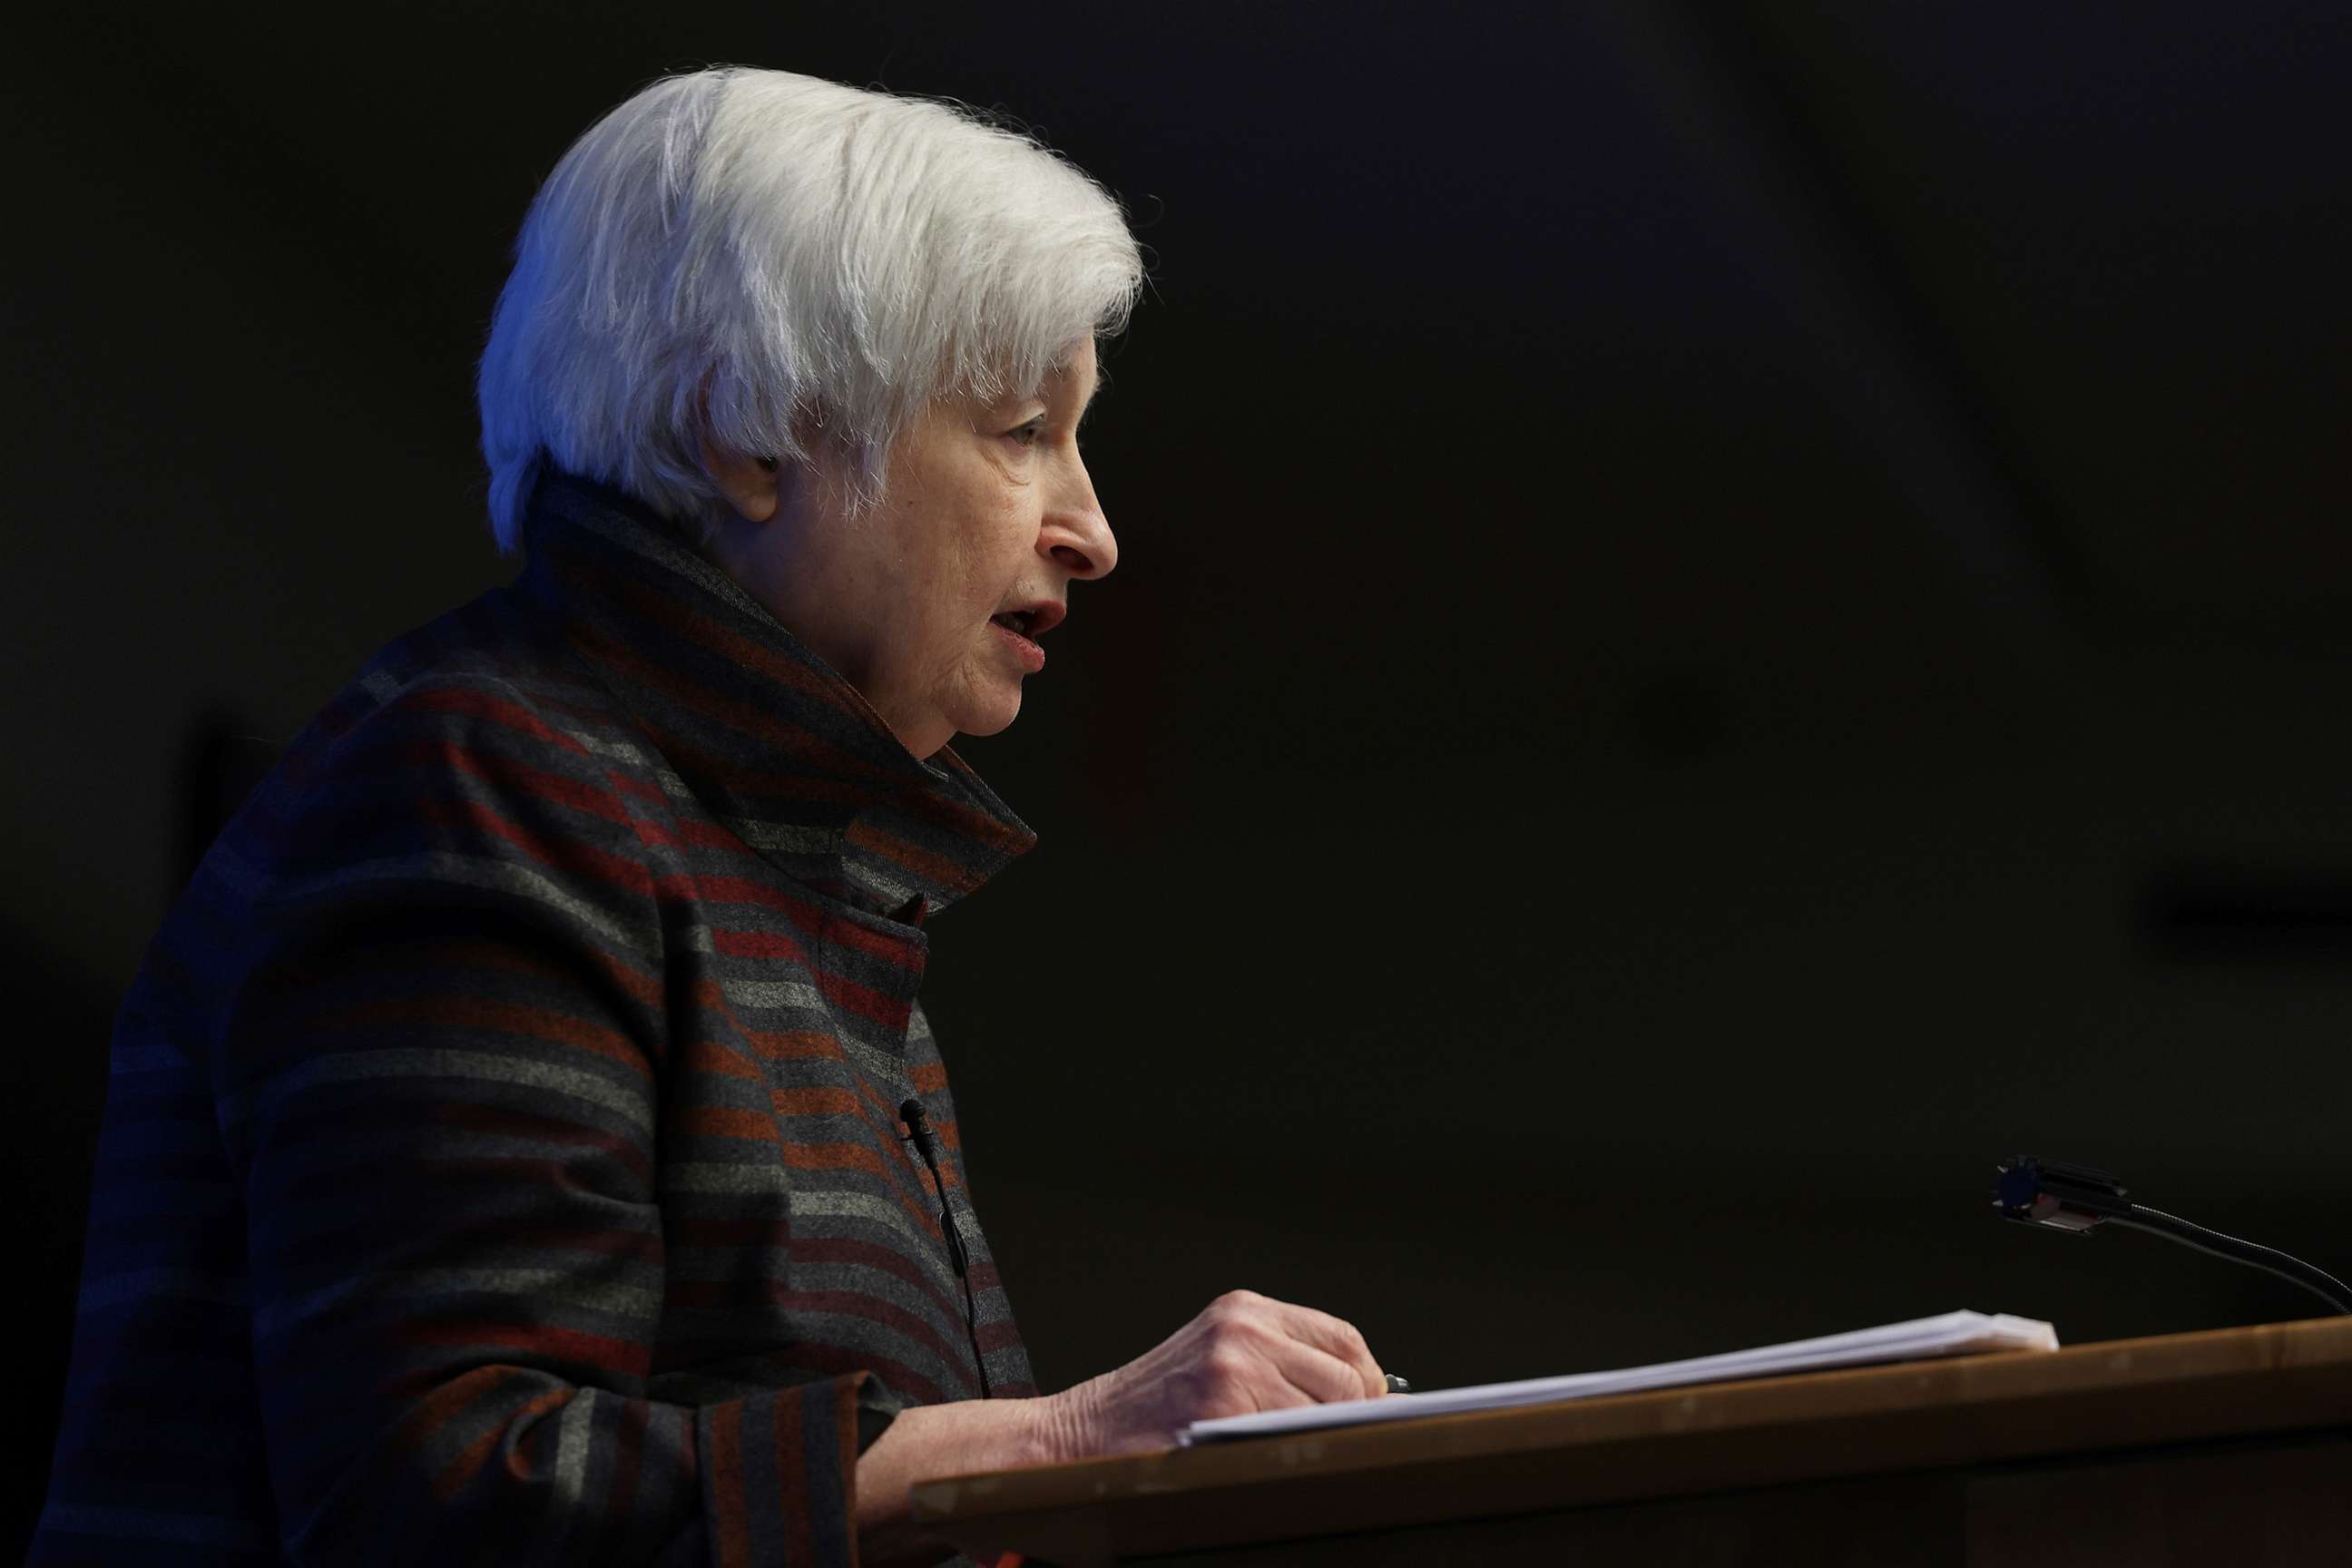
[216, 688, 872, 1566]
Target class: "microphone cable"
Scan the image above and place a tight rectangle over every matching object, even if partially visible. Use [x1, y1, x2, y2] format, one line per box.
[902, 1097, 993, 1396]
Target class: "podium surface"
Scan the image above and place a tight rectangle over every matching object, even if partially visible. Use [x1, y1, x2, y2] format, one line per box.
[913, 1317, 2352, 1566]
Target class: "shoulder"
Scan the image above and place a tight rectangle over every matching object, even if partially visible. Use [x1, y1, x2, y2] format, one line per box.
[137, 587, 681, 1081]
[201, 587, 674, 946]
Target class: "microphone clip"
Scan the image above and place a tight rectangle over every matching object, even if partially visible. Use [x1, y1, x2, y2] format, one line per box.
[1994, 1155, 2131, 1234]
[897, 1093, 994, 1393]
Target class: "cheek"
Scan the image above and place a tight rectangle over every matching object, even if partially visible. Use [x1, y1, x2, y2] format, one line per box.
[946, 494, 1031, 616]
[985, 490, 1037, 577]
[912, 544, 994, 669]
[897, 466, 1034, 669]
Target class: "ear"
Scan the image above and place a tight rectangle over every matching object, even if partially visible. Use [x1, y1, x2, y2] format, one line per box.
[701, 435, 781, 524]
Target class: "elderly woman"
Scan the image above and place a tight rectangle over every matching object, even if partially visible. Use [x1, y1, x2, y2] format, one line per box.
[35, 66, 1387, 1568]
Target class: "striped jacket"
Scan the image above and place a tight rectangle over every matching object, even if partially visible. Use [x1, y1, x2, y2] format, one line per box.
[36, 473, 1039, 1566]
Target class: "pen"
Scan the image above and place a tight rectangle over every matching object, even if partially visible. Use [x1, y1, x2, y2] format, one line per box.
[1384, 1374, 1411, 1394]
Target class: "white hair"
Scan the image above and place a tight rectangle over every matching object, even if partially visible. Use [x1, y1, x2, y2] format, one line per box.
[476, 66, 1144, 552]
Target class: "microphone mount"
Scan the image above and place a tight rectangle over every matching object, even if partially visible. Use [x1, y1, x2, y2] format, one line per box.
[1994, 1154, 2351, 1316]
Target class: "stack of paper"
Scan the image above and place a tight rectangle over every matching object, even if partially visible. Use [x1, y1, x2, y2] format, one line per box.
[1181, 1309, 2058, 1445]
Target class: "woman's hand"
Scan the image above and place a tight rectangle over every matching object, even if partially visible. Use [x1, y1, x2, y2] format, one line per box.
[1037, 1289, 1389, 1459]
[857, 1290, 1385, 1563]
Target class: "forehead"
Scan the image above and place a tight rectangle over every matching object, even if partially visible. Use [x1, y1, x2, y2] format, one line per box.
[1018, 337, 1100, 402]
[1046, 338, 1101, 404]
[955, 338, 1101, 418]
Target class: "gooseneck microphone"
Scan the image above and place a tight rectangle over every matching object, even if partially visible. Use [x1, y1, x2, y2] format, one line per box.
[901, 1097, 992, 1397]
[1994, 1154, 2352, 1315]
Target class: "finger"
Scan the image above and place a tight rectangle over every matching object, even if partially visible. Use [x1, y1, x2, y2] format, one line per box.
[1255, 1334, 1374, 1406]
[1259, 1298, 1386, 1398]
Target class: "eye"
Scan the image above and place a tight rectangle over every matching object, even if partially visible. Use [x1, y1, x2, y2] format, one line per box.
[1006, 418, 1046, 451]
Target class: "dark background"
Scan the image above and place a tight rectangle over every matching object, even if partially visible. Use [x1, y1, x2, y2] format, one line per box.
[9, 0, 2352, 1549]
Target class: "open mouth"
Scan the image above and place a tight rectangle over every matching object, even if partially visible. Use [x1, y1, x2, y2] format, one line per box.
[990, 611, 1036, 637]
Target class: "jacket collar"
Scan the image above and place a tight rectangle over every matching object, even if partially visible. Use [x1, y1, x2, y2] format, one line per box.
[516, 470, 1036, 919]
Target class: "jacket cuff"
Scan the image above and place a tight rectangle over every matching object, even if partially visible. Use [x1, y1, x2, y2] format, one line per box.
[696, 1372, 866, 1568]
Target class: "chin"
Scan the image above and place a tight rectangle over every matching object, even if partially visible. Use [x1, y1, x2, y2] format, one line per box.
[949, 693, 1024, 742]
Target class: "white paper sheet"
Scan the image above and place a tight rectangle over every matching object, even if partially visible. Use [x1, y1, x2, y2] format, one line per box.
[1180, 1309, 2059, 1445]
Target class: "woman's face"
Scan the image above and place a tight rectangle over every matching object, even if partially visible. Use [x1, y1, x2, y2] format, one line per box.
[717, 339, 1113, 760]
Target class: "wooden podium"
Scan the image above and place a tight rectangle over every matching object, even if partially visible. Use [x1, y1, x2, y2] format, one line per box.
[913, 1318, 2352, 1566]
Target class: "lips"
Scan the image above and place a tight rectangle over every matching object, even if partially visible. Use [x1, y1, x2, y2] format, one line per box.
[987, 600, 1063, 675]
[988, 613, 1048, 673]
[990, 600, 1066, 638]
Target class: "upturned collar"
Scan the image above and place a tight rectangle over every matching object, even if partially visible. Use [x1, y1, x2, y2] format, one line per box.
[517, 470, 1036, 919]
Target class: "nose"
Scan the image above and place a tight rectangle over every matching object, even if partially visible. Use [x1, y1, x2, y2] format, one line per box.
[1042, 453, 1117, 581]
